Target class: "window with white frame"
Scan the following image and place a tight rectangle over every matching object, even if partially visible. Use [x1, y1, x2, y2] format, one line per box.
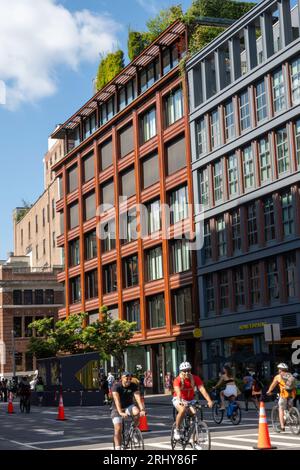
[196, 117, 207, 158]
[276, 127, 289, 175]
[213, 160, 223, 203]
[169, 186, 189, 225]
[145, 199, 161, 235]
[174, 287, 193, 325]
[258, 137, 271, 183]
[165, 88, 183, 127]
[140, 107, 156, 144]
[170, 239, 191, 273]
[146, 246, 163, 281]
[256, 80, 267, 122]
[240, 90, 250, 132]
[264, 196, 275, 242]
[211, 109, 221, 149]
[216, 216, 226, 257]
[148, 294, 166, 329]
[247, 203, 258, 246]
[281, 190, 294, 237]
[203, 220, 212, 261]
[225, 100, 235, 141]
[272, 69, 285, 114]
[267, 258, 279, 302]
[243, 145, 255, 190]
[228, 154, 238, 197]
[232, 208, 241, 253]
[199, 167, 209, 206]
[291, 57, 300, 105]
[220, 271, 229, 310]
[250, 263, 260, 305]
[295, 120, 300, 168]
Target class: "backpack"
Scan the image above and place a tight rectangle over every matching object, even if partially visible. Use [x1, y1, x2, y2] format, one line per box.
[283, 373, 296, 391]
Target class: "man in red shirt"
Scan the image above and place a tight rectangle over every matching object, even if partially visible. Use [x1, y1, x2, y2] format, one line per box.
[172, 362, 213, 441]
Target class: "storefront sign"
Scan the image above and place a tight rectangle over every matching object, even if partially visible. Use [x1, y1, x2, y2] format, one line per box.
[239, 322, 266, 330]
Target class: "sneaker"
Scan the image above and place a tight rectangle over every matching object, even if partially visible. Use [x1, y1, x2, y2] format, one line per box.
[173, 428, 181, 441]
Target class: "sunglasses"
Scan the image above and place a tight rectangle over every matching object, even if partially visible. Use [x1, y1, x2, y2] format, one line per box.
[182, 369, 191, 373]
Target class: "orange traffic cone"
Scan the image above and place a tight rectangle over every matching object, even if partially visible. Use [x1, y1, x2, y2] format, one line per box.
[7, 391, 15, 414]
[56, 392, 67, 421]
[253, 401, 276, 450]
[139, 397, 149, 432]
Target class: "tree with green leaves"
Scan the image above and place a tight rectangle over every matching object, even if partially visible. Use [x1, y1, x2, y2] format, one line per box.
[95, 50, 125, 91]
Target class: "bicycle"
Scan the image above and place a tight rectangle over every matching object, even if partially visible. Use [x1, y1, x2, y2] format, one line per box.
[171, 400, 211, 450]
[20, 394, 31, 413]
[211, 390, 241, 425]
[113, 416, 144, 450]
[271, 394, 300, 435]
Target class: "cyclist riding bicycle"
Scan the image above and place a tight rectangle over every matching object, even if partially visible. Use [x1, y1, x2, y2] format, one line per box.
[267, 363, 297, 432]
[111, 371, 146, 450]
[212, 365, 239, 410]
[172, 362, 213, 441]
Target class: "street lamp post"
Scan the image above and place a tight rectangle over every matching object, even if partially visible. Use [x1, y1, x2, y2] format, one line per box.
[11, 330, 16, 379]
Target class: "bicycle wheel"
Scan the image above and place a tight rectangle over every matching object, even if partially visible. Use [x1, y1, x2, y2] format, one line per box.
[288, 407, 300, 435]
[271, 406, 281, 433]
[130, 428, 144, 450]
[171, 423, 183, 450]
[230, 405, 241, 425]
[192, 421, 211, 450]
[212, 403, 224, 424]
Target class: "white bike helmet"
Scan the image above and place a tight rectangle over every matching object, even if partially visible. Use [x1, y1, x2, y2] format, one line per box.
[179, 362, 192, 371]
[277, 363, 288, 370]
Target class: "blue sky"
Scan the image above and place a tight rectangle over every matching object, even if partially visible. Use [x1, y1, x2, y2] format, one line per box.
[0, 0, 191, 260]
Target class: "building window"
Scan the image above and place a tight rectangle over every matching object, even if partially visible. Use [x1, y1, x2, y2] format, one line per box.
[13, 290, 22, 305]
[148, 294, 166, 329]
[101, 220, 116, 253]
[15, 352, 23, 371]
[119, 80, 135, 111]
[125, 301, 141, 331]
[100, 98, 114, 125]
[220, 271, 229, 311]
[84, 192, 96, 221]
[101, 179, 115, 207]
[264, 196, 275, 242]
[258, 137, 271, 183]
[85, 270, 98, 300]
[203, 221, 212, 262]
[165, 88, 183, 127]
[213, 160, 223, 203]
[119, 124, 134, 159]
[232, 209, 241, 253]
[196, 117, 207, 158]
[216, 216, 226, 257]
[267, 258, 279, 302]
[25, 316, 33, 337]
[247, 203, 258, 246]
[169, 186, 189, 225]
[250, 263, 260, 305]
[199, 167, 209, 206]
[142, 153, 159, 189]
[100, 139, 113, 171]
[295, 120, 300, 168]
[144, 200, 161, 235]
[13, 317, 22, 338]
[28, 221, 31, 240]
[35, 215, 38, 233]
[225, 100, 235, 141]
[45, 289, 54, 304]
[170, 239, 191, 274]
[36, 245, 39, 261]
[42, 208, 46, 227]
[35, 290, 44, 305]
[255, 80, 267, 122]
[291, 57, 300, 105]
[103, 263, 117, 294]
[174, 287, 193, 325]
[70, 276, 81, 304]
[120, 168, 136, 199]
[240, 90, 250, 132]
[69, 202, 79, 230]
[243, 145, 255, 190]
[52, 232, 56, 249]
[120, 209, 137, 244]
[83, 153, 94, 182]
[228, 154, 239, 197]
[205, 274, 215, 314]
[124, 255, 139, 288]
[210, 109, 221, 149]
[140, 58, 160, 93]
[84, 230, 97, 260]
[140, 107, 156, 144]
[286, 253, 296, 298]
[21, 229, 23, 247]
[67, 165, 78, 193]
[281, 190, 294, 237]
[52, 199, 55, 219]
[163, 43, 180, 74]
[272, 69, 285, 114]
[25, 352, 33, 372]
[24, 290, 33, 305]
[234, 267, 245, 308]
[276, 128, 289, 175]
[166, 136, 186, 175]
[83, 112, 96, 139]
[69, 238, 80, 267]
[146, 246, 163, 281]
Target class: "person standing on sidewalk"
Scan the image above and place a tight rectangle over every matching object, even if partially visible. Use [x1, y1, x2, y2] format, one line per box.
[243, 370, 254, 411]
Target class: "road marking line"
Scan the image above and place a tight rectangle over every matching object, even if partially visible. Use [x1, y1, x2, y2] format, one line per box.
[147, 443, 172, 449]
[269, 433, 300, 440]
[212, 442, 253, 450]
[215, 436, 300, 447]
[9, 441, 41, 450]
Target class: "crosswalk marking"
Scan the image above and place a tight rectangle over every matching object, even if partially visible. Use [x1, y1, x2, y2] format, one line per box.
[214, 436, 300, 448]
[212, 442, 253, 450]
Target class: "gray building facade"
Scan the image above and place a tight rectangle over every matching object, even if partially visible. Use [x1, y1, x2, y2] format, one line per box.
[187, 0, 300, 379]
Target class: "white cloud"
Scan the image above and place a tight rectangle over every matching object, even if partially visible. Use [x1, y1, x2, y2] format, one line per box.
[0, 0, 122, 109]
[136, 0, 161, 15]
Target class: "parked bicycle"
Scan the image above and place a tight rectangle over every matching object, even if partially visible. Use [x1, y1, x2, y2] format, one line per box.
[211, 389, 242, 425]
[271, 394, 300, 435]
[113, 416, 144, 450]
[171, 400, 211, 450]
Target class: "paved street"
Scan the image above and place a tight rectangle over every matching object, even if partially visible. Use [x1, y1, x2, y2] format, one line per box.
[0, 396, 300, 451]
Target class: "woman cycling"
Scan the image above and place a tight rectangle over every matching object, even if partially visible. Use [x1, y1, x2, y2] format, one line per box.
[213, 365, 239, 410]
